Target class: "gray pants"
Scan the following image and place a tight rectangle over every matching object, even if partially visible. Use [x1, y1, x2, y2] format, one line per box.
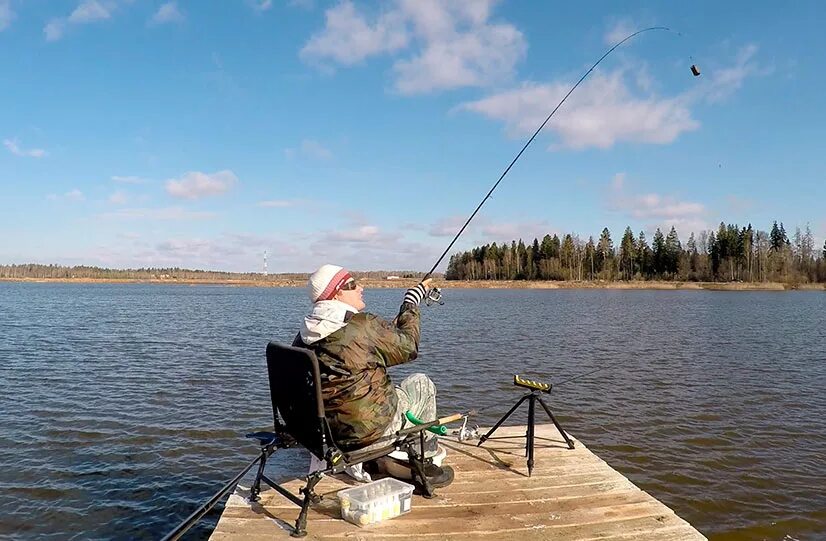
[362, 373, 438, 453]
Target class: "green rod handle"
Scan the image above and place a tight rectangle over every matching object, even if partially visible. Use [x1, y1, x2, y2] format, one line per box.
[405, 411, 448, 435]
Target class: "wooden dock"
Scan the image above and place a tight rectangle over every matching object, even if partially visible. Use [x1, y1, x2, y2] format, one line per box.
[210, 424, 706, 540]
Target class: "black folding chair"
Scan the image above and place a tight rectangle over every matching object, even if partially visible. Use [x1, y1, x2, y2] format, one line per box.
[246, 342, 444, 538]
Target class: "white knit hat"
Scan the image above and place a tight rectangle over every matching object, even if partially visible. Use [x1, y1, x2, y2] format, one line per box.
[308, 264, 353, 303]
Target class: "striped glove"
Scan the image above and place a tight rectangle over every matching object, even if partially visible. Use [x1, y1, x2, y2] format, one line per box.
[403, 282, 429, 307]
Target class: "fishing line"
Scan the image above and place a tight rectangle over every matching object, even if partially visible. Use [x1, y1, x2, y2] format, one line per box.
[472, 358, 628, 416]
[422, 26, 678, 280]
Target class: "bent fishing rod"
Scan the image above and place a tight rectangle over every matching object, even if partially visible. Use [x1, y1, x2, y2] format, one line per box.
[422, 26, 688, 281]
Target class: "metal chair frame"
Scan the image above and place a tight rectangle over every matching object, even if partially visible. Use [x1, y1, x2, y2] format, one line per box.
[247, 342, 437, 538]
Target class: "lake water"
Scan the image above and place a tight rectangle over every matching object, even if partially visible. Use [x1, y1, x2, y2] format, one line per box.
[1, 283, 825, 540]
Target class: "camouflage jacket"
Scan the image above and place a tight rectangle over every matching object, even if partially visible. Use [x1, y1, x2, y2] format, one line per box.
[293, 305, 420, 451]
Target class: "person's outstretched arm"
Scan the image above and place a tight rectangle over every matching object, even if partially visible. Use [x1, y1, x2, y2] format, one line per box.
[371, 280, 432, 367]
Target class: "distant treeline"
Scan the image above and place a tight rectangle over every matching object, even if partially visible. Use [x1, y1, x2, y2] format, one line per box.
[446, 222, 826, 284]
[0, 265, 425, 281]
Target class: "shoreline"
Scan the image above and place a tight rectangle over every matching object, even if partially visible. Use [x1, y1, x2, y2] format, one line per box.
[2, 277, 823, 291]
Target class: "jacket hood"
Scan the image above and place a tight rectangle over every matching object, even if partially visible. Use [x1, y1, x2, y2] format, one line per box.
[299, 299, 359, 344]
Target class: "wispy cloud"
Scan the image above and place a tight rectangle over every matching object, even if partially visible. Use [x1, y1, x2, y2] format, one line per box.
[112, 175, 150, 184]
[285, 139, 333, 160]
[165, 170, 238, 199]
[479, 219, 553, 243]
[251, 0, 273, 12]
[151, 2, 184, 25]
[603, 18, 637, 46]
[3, 138, 47, 158]
[0, 0, 15, 32]
[300, 0, 526, 94]
[258, 199, 305, 208]
[70, 0, 111, 23]
[45, 0, 115, 41]
[690, 44, 770, 104]
[108, 190, 128, 205]
[427, 215, 481, 237]
[457, 70, 698, 150]
[47, 189, 85, 202]
[98, 206, 217, 220]
[44, 20, 66, 41]
[457, 43, 765, 151]
[606, 172, 708, 236]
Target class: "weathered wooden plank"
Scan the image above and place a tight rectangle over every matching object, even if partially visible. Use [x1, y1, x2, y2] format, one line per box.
[209, 424, 707, 540]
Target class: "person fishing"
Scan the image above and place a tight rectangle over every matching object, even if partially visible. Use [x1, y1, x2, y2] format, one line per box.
[294, 264, 453, 487]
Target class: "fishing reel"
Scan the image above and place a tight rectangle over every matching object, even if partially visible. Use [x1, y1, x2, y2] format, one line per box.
[451, 414, 480, 442]
[425, 287, 444, 306]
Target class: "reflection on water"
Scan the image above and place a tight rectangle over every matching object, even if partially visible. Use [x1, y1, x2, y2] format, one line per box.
[1, 284, 825, 540]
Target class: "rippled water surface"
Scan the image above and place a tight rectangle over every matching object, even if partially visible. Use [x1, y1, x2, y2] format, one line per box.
[1, 283, 825, 540]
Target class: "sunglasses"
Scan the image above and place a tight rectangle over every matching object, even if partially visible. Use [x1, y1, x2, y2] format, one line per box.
[340, 279, 358, 291]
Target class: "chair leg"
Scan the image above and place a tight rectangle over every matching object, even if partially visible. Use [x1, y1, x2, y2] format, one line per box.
[249, 446, 270, 502]
[406, 435, 434, 498]
[292, 472, 323, 538]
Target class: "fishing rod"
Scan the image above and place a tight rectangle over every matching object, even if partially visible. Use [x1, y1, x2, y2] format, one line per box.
[554, 358, 629, 387]
[422, 26, 688, 281]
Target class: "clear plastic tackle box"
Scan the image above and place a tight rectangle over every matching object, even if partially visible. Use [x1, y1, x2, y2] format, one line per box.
[337, 477, 414, 526]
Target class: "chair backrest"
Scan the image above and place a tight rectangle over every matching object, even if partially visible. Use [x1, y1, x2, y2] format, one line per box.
[266, 342, 330, 458]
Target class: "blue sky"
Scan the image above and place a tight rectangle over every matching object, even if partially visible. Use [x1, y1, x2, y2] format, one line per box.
[1, 0, 824, 273]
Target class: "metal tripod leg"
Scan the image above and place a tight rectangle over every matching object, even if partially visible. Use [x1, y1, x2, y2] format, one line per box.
[527, 393, 536, 476]
[477, 393, 530, 446]
[538, 396, 575, 450]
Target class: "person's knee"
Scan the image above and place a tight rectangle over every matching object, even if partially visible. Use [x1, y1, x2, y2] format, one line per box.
[406, 372, 436, 396]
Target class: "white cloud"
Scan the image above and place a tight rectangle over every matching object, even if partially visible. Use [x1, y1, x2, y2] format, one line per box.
[288, 0, 313, 9]
[300, 0, 526, 94]
[44, 0, 116, 41]
[69, 0, 111, 23]
[393, 21, 525, 94]
[458, 44, 765, 151]
[112, 175, 150, 184]
[693, 44, 769, 104]
[0, 0, 15, 32]
[611, 172, 626, 191]
[44, 19, 66, 41]
[165, 170, 238, 199]
[98, 206, 217, 220]
[603, 19, 636, 46]
[47, 189, 85, 202]
[151, 2, 184, 25]
[606, 174, 708, 237]
[458, 70, 699, 150]
[327, 225, 389, 243]
[285, 139, 333, 160]
[300, 1, 409, 66]
[252, 0, 273, 12]
[479, 219, 552, 243]
[428, 215, 471, 237]
[108, 191, 128, 205]
[258, 199, 302, 208]
[4, 138, 47, 158]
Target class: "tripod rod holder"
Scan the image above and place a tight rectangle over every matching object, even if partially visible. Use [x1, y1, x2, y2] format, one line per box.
[514, 374, 552, 393]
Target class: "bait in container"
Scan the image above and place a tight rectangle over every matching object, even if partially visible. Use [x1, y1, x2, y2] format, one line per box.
[337, 478, 414, 527]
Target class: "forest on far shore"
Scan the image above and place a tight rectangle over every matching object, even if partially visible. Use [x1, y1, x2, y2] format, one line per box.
[446, 221, 826, 284]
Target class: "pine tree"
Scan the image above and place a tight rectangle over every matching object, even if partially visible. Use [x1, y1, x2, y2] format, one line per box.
[770, 221, 783, 252]
[585, 236, 596, 279]
[652, 228, 666, 277]
[596, 227, 614, 278]
[636, 231, 651, 278]
[665, 226, 682, 276]
[561, 234, 575, 279]
[619, 227, 636, 280]
[708, 230, 720, 278]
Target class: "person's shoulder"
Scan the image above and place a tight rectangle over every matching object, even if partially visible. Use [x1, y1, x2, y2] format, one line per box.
[349, 312, 377, 323]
